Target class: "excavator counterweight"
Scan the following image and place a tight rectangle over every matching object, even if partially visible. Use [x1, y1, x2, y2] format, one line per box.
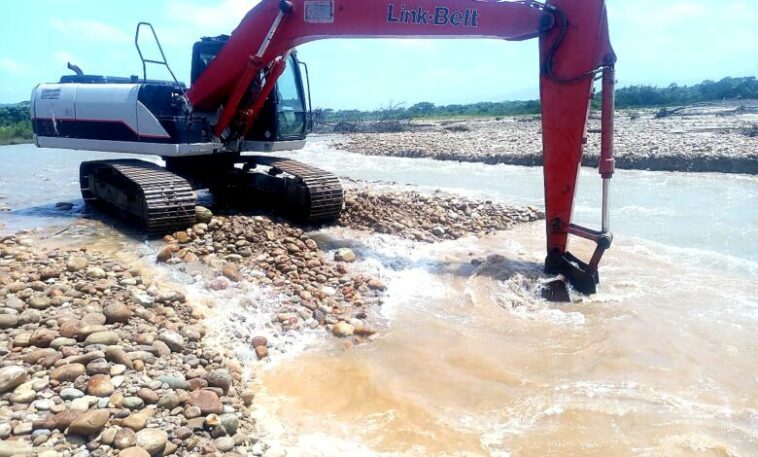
[30, 0, 616, 297]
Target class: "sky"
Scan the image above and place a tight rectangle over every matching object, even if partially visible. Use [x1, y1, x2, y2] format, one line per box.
[1, 0, 756, 110]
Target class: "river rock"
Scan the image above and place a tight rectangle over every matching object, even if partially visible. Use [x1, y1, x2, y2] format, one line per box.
[121, 408, 155, 431]
[30, 328, 58, 347]
[157, 375, 189, 390]
[187, 390, 222, 414]
[195, 206, 213, 223]
[51, 363, 86, 382]
[334, 248, 357, 263]
[222, 263, 241, 282]
[158, 330, 185, 352]
[29, 294, 51, 309]
[52, 410, 81, 430]
[251, 336, 268, 348]
[66, 256, 89, 272]
[105, 347, 133, 369]
[215, 436, 235, 452]
[156, 393, 180, 410]
[68, 409, 110, 436]
[0, 314, 18, 329]
[85, 331, 120, 345]
[114, 427, 137, 449]
[86, 374, 114, 397]
[0, 440, 33, 456]
[135, 428, 167, 456]
[218, 413, 239, 436]
[103, 302, 132, 324]
[123, 397, 145, 410]
[0, 366, 27, 393]
[60, 388, 85, 400]
[205, 370, 231, 392]
[119, 447, 151, 457]
[331, 322, 354, 337]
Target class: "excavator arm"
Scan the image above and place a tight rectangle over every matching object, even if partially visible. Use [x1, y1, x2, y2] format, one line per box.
[189, 0, 617, 296]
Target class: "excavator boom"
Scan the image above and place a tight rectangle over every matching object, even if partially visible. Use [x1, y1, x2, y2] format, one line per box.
[190, 0, 617, 295]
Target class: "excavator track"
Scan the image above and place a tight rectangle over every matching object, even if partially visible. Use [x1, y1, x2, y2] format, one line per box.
[257, 156, 344, 224]
[80, 159, 196, 236]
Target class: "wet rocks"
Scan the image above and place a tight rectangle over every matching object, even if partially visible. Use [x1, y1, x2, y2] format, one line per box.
[331, 322, 355, 337]
[195, 205, 213, 223]
[334, 248, 357, 262]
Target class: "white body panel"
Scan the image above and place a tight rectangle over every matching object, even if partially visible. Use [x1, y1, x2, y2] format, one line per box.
[31, 83, 170, 139]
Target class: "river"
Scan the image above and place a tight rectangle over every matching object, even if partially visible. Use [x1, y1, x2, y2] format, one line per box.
[1, 140, 757, 456]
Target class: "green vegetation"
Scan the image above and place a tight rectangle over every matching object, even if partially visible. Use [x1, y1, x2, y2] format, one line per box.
[0, 101, 32, 145]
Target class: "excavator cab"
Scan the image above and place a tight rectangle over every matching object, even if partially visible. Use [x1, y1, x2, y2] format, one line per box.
[191, 35, 311, 151]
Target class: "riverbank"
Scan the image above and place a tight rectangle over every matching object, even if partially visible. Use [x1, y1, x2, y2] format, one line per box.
[331, 105, 758, 174]
[0, 138, 32, 146]
[0, 185, 542, 456]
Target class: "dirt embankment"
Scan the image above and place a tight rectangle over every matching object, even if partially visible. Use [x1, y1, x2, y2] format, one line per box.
[331, 106, 758, 174]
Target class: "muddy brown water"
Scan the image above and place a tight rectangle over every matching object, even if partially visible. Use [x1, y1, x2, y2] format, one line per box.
[1, 141, 757, 456]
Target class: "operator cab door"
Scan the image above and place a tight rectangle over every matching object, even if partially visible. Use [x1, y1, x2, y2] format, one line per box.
[244, 53, 308, 146]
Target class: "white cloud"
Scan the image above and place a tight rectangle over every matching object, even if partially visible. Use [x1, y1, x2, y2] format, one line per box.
[50, 18, 132, 44]
[0, 58, 27, 75]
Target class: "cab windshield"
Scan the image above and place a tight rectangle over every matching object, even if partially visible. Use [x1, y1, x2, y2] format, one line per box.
[276, 55, 306, 139]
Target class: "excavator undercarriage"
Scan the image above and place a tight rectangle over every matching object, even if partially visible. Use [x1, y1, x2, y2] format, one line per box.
[79, 156, 344, 235]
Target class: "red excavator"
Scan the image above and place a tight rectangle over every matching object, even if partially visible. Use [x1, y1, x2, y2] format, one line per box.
[30, 0, 616, 296]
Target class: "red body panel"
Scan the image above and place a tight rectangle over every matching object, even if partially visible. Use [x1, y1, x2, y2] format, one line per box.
[186, 0, 616, 290]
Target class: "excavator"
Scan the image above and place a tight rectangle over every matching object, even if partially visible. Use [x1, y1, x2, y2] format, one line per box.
[29, 0, 616, 296]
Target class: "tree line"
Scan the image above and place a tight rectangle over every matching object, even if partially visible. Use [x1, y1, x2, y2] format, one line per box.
[316, 76, 758, 124]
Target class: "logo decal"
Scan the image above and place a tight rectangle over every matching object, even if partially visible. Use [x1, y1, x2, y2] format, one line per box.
[387, 4, 479, 27]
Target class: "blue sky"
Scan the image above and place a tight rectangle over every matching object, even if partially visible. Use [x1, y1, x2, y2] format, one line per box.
[1, 0, 756, 109]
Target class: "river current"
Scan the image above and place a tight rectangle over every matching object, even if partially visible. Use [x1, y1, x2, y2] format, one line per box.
[1, 140, 757, 456]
